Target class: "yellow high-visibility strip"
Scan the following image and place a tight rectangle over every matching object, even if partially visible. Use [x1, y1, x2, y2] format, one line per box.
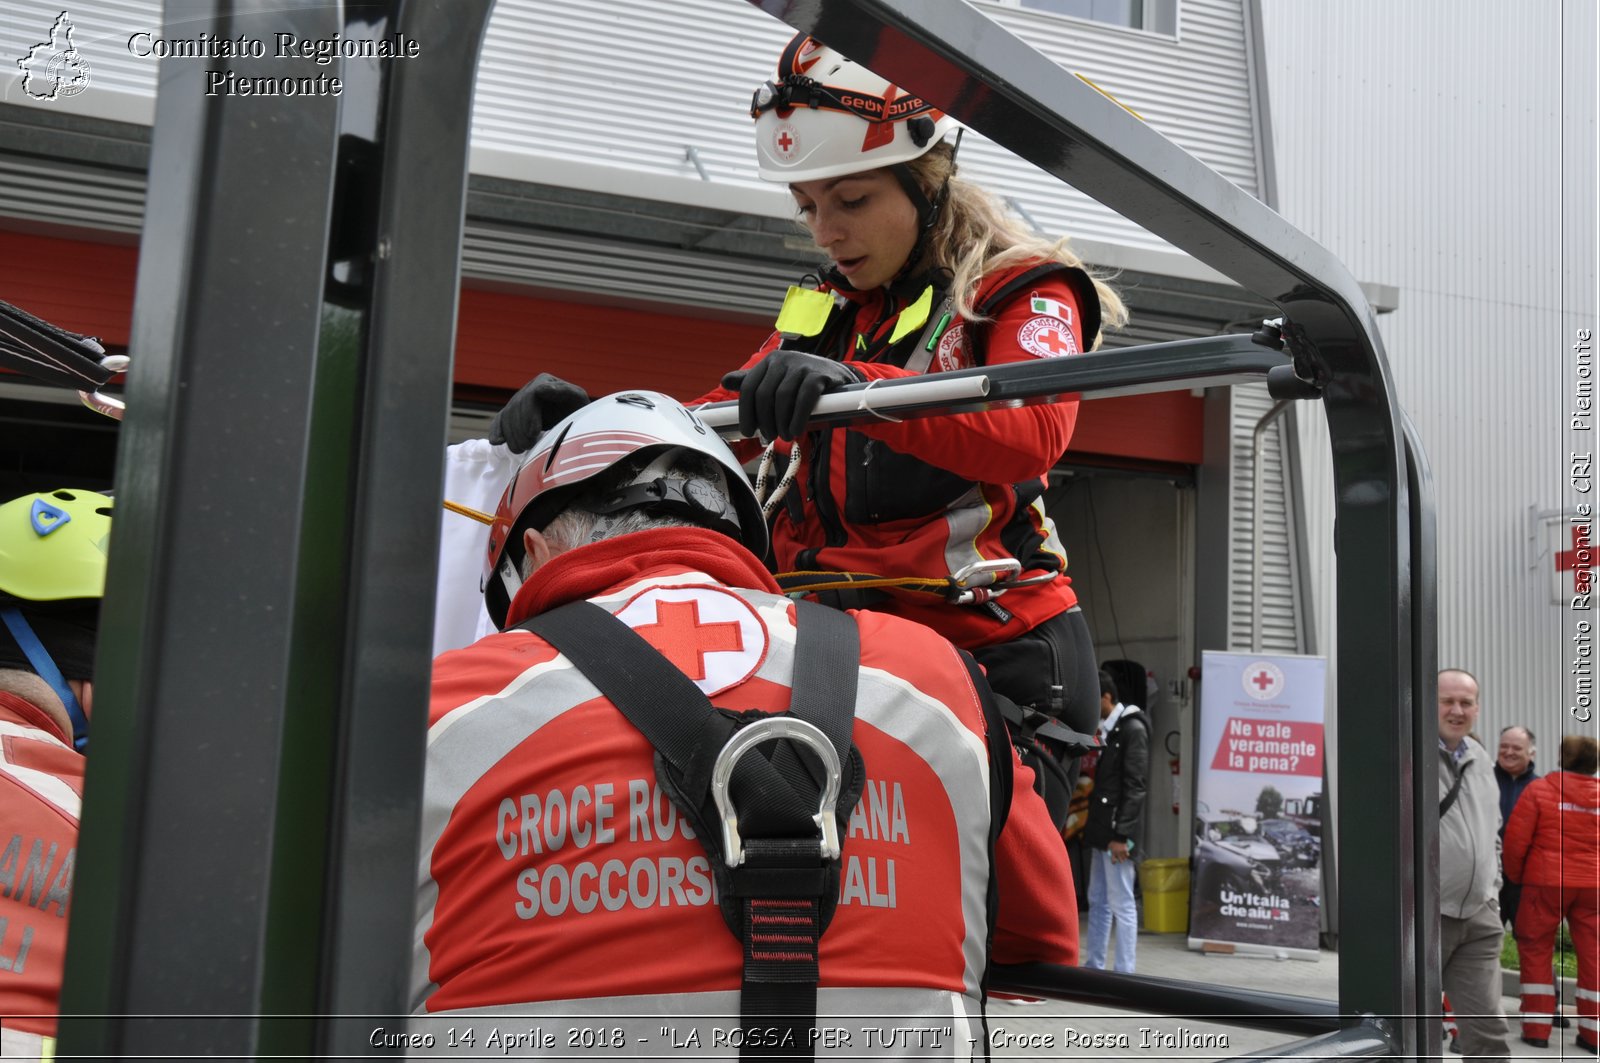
[774, 285, 836, 336]
[887, 285, 935, 344]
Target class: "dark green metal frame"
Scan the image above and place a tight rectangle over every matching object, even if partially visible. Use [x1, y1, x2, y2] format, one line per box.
[751, 3, 1431, 1055]
[60, 0, 492, 1057]
[57, 0, 1432, 1058]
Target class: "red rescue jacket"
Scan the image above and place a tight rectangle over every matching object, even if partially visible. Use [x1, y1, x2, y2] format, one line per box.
[0, 691, 83, 1057]
[414, 528, 1076, 1039]
[1503, 769, 1600, 887]
[692, 261, 1097, 650]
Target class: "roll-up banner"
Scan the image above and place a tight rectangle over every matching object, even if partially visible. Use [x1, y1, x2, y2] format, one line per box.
[1189, 651, 1327, 959]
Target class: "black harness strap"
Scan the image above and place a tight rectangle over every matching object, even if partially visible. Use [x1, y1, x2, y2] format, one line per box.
[521, 597, 863, 1061]
[1439, 755, 1467, 819]
[956, 648, 1013, 1053]
[0, 297, 114, 391]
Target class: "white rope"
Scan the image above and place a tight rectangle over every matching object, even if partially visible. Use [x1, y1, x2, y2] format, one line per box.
[753, 436, 804, 520]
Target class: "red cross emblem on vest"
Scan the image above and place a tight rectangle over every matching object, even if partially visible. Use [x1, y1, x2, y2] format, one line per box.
[633, 599, 743, 679]
[1018, 314, 1079, 359]
[615, 586, 769, 696]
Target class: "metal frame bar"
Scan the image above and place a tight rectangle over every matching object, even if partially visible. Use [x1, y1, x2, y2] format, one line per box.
[59, 1, 491, 1056]
[1219, 1018, 1400, 1061]
[59, 3, 344, 1053]
[989, 964, 1339, 1037]
[695, 334, 1287, 435]
[53, 0, 1430, 1054]
[753, 0, 1429, 1050]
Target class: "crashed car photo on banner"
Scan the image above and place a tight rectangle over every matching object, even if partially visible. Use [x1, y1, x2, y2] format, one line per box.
[1189, 651, 1327, 958]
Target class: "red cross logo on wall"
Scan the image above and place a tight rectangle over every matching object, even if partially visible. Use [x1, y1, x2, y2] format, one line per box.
[1556, 526, 1595, 593]
[1251, 670, 1275, 692]
[632, 598, 745, 681]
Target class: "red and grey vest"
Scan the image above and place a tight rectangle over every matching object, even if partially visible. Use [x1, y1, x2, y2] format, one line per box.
[411, 540, 1038, 1055]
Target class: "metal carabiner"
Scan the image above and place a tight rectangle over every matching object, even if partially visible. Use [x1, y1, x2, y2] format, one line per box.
[711, 716, 842, 868]
[948, 557, 1022, 589]
[77, 354, 130, 421]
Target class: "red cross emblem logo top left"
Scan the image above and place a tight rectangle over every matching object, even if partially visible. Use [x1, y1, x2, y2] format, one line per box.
[614, 586, 770, 696]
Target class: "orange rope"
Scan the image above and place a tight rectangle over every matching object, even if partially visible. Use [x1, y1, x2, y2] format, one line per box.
[443, 499, 495, 525]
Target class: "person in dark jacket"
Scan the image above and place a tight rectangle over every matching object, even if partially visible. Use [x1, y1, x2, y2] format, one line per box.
[1494, 725, 1539, 928]
[1082, 669, 1149, 972]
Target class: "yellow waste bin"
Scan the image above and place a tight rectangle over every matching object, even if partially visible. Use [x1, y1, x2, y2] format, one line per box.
[1139, 857, 1190, 933]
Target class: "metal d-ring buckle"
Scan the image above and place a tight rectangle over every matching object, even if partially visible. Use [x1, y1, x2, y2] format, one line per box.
[77, 354, 130, 421]
[711, 716, 842, 868]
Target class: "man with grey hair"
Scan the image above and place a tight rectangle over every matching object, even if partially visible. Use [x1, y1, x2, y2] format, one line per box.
[1494, 724, 1539, 929]
[1437, 668, 1512, 1061]
[412, 391, 1077, 1054]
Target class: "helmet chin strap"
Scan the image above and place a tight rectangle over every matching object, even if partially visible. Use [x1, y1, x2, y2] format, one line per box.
[0, 606, 89, 751]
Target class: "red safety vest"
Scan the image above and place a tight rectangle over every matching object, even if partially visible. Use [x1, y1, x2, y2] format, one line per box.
[692, 261, 1097, 650]
[412, 529, 1076, 1054]
[0, 691, 83, 1059]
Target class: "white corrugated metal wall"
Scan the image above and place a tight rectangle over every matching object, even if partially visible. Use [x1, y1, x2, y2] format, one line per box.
[1259, 1, 1598, 770]
[1228, 382, 1303, 653]
[3, 0, 1309, 694]
[473, 0, 1267, 248]
[3, 0, 1264, 248]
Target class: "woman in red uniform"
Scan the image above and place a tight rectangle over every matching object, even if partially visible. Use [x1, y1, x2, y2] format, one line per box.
[691, 35, 1127, 812]
[1503, 733, 1600, 1052]
[479, 35, 1126, 819]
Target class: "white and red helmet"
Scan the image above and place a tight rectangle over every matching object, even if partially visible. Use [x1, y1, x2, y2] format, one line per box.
[482, 391, 767, 628]
[751, 34, 959, 183]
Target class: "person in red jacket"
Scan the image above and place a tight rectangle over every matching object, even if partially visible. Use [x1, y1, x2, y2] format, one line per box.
[415, 392, 1076, 1053]
[0, 488, 110, 1062]
[473, 35, 1128, 825]
[1503, 733, 1600, 1052]
[696, 34, 1127, 820]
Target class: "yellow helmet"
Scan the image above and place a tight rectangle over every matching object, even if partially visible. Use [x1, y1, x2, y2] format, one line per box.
[0, 489, 113, 604]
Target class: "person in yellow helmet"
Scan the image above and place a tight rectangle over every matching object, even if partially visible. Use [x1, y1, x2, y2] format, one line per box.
[0, 487, 111, 1061]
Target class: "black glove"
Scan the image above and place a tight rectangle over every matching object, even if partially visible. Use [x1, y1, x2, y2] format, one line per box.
[721, 349, 860, 442]
[488, 373, 591, 452]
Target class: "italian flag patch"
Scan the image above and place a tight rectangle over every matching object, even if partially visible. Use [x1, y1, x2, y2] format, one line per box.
[1029, 293, 1074, 324]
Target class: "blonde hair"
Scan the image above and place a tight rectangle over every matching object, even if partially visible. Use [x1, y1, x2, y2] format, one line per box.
[906, 144, 1127, 349]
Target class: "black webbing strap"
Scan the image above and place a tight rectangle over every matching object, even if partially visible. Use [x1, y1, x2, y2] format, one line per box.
[780, 598, 859, 779]
[1439, 755, 1467, 819]
[0, 298, 113, 391]
[521, 597, 860, 1060]
[957, 649, 1012, 1055]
